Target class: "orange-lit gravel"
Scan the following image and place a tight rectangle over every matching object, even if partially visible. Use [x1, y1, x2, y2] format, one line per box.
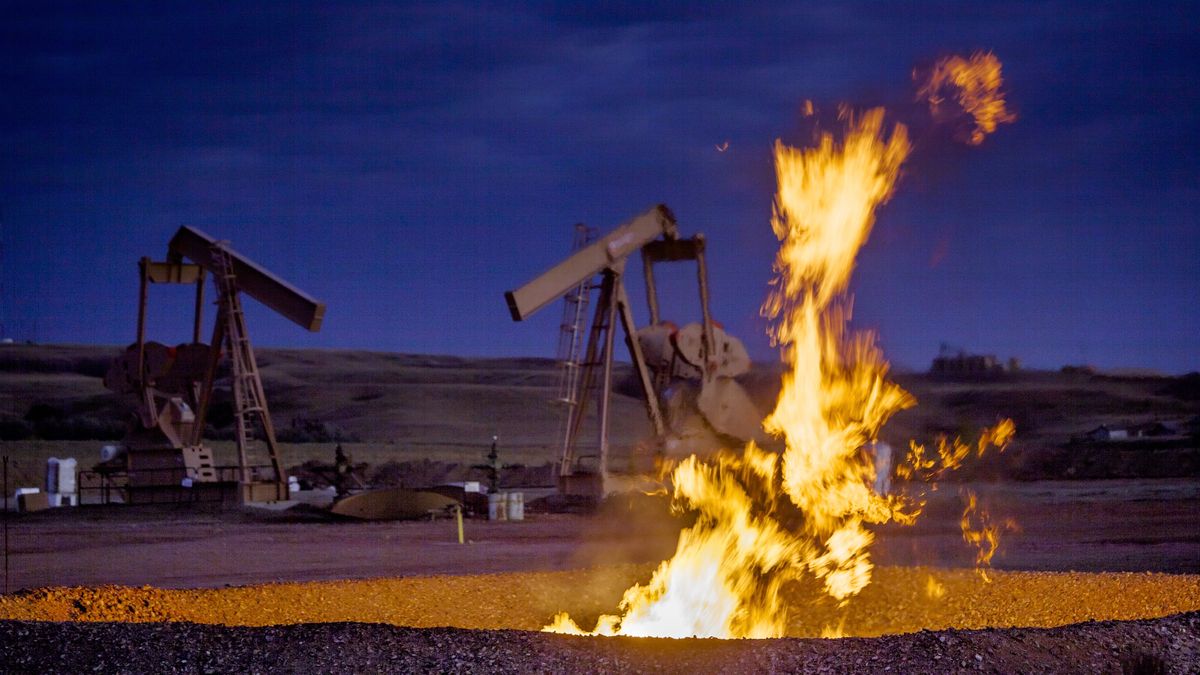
[2, 565, 1197, 638]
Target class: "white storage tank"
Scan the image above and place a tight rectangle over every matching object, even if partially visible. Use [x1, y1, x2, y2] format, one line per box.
[45, 457, 78, 506]
[505, 491, 524, 521]
[99, 444, 123, 463]
[487, 492, 508, 521]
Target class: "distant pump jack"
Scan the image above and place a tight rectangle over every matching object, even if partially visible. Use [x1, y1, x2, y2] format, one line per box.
[101, 227, 325, 505]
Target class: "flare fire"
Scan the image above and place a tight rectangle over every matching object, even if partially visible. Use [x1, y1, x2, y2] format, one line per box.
[548, 59, 1015, 640]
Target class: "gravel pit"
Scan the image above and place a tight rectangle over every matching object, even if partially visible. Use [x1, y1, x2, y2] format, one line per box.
[1, 613, 1198, 673]
[1, 565, 1197, 637]
[1, 566, 1198, 672]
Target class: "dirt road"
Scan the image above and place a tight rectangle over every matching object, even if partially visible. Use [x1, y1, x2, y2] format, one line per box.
[2, 478, 1199, 672]
[1, 479, 1197, 593]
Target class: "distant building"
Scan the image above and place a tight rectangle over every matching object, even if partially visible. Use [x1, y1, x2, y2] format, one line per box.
[1129, 421, 1175, 438]
[1084, 425, 1129, 442]
[929, 343, 1016, 376]
[930, 350, 1005, 375]
[1078, 422, 1178, 443]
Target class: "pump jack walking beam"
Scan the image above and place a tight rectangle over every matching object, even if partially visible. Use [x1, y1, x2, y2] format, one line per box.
[505, 205, 678, 321]
[168, 226, 325, 332]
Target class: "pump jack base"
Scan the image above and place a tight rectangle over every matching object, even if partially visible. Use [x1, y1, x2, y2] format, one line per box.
[240, 481, 289, 504]
[557, 472, 604, 500]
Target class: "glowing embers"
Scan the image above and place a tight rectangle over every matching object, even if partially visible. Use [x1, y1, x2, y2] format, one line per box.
[915, 51, 1016, 145]
[960, 490, 1020, 582]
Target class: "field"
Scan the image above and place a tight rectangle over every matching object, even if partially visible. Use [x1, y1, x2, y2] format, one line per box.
[1, 343, 1199, 671]
[2, 343, 1197, 485]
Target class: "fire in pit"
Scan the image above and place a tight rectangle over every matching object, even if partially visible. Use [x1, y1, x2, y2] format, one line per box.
[545, 55, 1018, 639]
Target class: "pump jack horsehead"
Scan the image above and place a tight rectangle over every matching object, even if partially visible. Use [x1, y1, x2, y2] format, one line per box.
[102, 227, 325, 504]
[505, 205, 763, 498]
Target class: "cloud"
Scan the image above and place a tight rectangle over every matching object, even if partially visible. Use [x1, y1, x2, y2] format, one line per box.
[1, 1, 1198, 369]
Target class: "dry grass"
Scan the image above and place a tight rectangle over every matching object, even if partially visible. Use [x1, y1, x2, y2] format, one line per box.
[1, 344, 1196, 487]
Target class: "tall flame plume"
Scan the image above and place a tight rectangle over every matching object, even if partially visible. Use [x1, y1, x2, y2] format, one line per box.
[546, 103, 1013, 639]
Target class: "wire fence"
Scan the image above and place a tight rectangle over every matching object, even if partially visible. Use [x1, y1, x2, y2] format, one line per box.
[77, 465, 278, 505]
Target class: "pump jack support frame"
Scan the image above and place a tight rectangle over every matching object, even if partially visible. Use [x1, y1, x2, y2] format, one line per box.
[505, 205, 717, 496]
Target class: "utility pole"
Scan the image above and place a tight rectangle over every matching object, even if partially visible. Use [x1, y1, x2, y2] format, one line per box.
[486, 435, 500, 494]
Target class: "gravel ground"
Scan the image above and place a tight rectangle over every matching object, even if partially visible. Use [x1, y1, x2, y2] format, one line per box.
[1, 565, 1198, 672]
[1, 612, 1197, 673]
[1, 485, 1198, 672]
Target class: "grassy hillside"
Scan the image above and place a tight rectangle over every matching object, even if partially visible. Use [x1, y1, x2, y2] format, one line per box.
[0, 344, 654, 486]
[1, 344, 1196, 485]
[0, 344, 659, 445]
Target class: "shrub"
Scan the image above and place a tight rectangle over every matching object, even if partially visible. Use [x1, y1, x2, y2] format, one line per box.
[32, 415, 125, 441]
[0, 419, 32, 440]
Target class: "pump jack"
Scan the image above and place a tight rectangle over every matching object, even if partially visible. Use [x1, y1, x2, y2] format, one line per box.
[103, 227, 324, 503]
[505, 205, 760, 497]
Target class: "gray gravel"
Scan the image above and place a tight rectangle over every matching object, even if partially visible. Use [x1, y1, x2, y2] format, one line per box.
[1, 612, 1198, 674]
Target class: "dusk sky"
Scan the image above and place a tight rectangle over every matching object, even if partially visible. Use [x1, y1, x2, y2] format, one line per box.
[2, 2, 1197, 373]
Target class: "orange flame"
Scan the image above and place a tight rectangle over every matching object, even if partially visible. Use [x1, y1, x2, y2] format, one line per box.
[916, 51, 1015, 145]
[960, 490, 1018, 581]
[763, 110, 916, 605]
[925, 574, 947, 600]
[544, 103, 1014, 639]
[896, 419, 1016, 483]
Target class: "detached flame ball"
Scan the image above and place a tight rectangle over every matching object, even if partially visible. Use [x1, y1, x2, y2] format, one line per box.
[546, 60, 1016, 640]
[916, 51, 1016, 145]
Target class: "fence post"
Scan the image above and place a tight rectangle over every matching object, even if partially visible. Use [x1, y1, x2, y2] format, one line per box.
[3, 454, 9, 594]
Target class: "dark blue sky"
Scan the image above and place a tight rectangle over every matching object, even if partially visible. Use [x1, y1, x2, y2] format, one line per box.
[2, 2, 1197, 373]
